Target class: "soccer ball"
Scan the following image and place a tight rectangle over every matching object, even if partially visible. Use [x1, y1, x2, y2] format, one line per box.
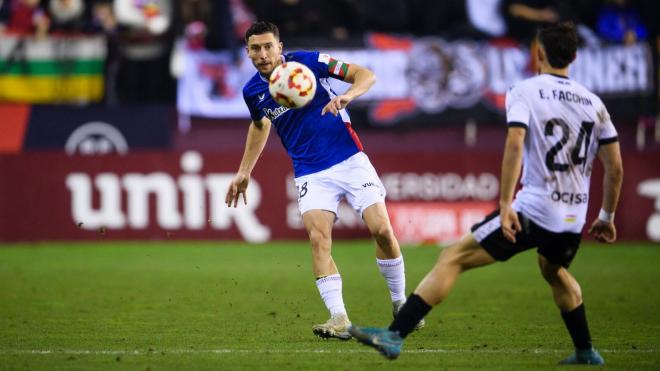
[268, 61, 317, 108]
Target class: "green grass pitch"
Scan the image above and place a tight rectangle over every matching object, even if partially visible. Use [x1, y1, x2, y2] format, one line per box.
[1, 241, 658, 370]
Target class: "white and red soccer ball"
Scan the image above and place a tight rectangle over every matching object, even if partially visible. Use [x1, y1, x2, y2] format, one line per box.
[268, 61, 317, 108]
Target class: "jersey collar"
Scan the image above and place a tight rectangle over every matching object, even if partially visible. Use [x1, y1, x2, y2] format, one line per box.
[545, 73, 569, 79]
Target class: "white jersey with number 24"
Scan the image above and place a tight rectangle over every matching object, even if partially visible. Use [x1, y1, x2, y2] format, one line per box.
[506, 73, 618, 233]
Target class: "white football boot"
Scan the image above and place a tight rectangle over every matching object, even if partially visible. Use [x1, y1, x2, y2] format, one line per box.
[312, 313, 352, 340]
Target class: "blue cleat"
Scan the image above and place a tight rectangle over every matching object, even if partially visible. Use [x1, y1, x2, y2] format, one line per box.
[348, 325, 403, 359]
[559, 348, 605, 365]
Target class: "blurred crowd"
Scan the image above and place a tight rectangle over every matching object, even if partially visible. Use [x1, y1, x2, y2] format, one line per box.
[0, 0, 658, 104]
[249, 0, 657, 47]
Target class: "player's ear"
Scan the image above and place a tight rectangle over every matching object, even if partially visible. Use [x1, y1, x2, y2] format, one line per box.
[278, 41, 283, 53]
[536, 45, 545, 64]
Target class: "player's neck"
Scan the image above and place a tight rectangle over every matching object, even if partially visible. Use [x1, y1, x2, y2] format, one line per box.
[539, 66, 569, 79]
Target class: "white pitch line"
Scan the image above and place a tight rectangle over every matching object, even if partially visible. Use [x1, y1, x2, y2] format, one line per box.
[0, 348, 656, 356]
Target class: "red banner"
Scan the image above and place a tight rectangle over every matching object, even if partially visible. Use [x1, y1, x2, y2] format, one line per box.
[388, 202, 496, 244]
[0, 150, 657, 242]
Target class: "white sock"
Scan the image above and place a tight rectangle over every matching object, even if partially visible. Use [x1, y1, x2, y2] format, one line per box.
[315, 274, 347, 317]
[377, 256, 406, 302]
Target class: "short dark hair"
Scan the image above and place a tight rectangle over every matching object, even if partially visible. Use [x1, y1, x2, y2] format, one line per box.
[245, 21, 280, 43]
[537, 22, 578, 69]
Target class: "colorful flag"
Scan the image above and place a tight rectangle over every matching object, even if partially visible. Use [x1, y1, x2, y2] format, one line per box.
[0, 35, 106, 103]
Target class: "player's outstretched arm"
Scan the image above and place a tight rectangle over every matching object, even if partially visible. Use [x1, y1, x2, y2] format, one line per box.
[225, 119, 271, 208]
[499, 127, 526, 243]
[322, 63, 375, 116]
[588, 141, 623, 243]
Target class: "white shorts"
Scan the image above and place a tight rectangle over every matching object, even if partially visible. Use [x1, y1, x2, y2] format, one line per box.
[294, 152, 386, 218]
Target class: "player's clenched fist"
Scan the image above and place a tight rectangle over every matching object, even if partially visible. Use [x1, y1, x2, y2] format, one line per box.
[588, 219, 617, 243]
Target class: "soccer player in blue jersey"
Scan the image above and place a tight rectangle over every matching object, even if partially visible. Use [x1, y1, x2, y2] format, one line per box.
[225, 21, 423, 340]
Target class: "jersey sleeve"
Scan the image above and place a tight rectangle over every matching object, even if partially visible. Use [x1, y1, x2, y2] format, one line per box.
[315, 52, 350, 80]
[289, 51, 350, 81]
[505, 84, 530, 128]
[242, 88, 264, 121]
[595, 99, 618, 144]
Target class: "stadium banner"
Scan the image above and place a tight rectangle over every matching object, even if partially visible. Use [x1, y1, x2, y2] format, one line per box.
[387, 202, 495, 244]
[176, 45, 253, 118]
[22, 105, 172, 153]
[0, 149, 657, 243]
[0, 104, 30, 154]
[0, 35, 106, 103]
[177, 36, 653, 126]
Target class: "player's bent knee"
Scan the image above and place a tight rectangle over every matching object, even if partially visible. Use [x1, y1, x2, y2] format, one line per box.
[370, 223, 394, 244]
[540, 265, 561, 285]
[308, 228, 331, 248]
[438, 234, 492, 271]
[437, 244, 468, 270]
[538, 256, 562, 284]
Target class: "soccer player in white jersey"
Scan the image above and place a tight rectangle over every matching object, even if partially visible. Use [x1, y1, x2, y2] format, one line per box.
[225, 21, 423, 340]
[349, 22, 623, 365]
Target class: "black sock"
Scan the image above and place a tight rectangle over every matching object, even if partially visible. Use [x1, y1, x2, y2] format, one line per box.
[561, 303, 592, 350]
[389, 294, 432, 338]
